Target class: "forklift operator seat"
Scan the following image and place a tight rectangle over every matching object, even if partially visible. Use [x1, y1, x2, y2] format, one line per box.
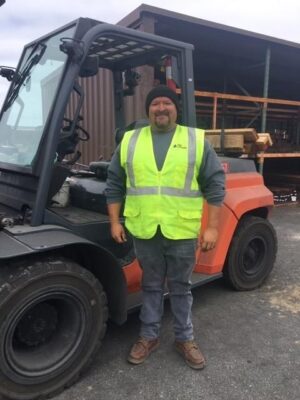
[90, 120, 149, 180]
[115, 119, 149, 146]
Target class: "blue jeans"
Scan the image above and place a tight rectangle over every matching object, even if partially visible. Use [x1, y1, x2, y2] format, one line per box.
[133, 227, 197, 342]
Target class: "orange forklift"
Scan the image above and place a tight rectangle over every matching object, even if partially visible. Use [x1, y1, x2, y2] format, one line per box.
[0, 18, 277, 399]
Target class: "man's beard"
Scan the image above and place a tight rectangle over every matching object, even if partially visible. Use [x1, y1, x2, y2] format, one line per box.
[154, 112, 170, 129]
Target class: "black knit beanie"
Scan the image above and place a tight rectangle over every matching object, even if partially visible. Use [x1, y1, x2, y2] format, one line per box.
[145, 85, 179, 116]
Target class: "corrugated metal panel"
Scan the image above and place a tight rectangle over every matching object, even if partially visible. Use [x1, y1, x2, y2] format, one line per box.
[66, 69, 115, 166]
[80, 69, 115, 163]
[66, 65, 153, 166]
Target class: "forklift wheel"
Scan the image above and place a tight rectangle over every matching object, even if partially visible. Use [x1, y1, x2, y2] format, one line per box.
[223, 216, 277, 290]
[0, 257, 108, 400]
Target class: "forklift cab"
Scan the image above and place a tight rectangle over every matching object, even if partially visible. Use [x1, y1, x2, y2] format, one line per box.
[0, 18, 197, 227]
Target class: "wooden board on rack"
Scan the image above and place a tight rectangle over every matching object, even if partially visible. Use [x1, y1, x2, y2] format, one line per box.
[205, 128, 258, 142]
[256, 133, 273, 149]
[206, 134, 244, 150]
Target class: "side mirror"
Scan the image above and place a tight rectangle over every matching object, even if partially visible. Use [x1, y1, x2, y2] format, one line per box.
[79, 56, 99, 78]
[0, 67, 15, 81]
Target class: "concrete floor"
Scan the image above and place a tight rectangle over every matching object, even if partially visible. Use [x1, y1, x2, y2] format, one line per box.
[23, 205, 300, 400]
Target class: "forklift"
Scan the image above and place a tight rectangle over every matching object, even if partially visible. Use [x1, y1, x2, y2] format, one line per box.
[0, 18, 277, 399]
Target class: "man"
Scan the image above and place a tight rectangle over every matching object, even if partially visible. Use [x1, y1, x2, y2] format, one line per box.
[106, 85, 225, 369]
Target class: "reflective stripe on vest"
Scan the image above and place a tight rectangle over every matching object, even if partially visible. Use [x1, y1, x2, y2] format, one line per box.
[120, 125, 205, 239]
[126, 126, 201, 197]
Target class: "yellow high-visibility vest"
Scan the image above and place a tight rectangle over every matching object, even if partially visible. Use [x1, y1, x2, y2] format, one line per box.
[120, 125, 205, 239]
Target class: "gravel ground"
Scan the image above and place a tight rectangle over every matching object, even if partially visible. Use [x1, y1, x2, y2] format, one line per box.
[55, 204, 300, 400]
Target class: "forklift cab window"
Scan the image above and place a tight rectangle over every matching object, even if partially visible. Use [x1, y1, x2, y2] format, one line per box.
[0, 26, 75, 167]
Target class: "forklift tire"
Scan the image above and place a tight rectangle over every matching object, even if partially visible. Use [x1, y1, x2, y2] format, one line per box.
[0, 257, 108, 400]
[223, 216, 277, 290]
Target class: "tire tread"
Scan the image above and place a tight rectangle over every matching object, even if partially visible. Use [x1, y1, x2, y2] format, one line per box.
[0, 256, 108, 400]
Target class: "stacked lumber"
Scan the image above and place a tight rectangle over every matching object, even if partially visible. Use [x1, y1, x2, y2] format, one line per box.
[256, 133, 273, 150]
[205, 128, 273, 154]
[205, 128, 258, 153]
[205, 134, 244, 151]
[206, 128, 258, 142]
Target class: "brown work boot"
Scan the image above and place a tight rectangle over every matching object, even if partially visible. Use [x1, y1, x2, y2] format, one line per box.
[127, 337, 160, 365]
[175, 340, 206, 369]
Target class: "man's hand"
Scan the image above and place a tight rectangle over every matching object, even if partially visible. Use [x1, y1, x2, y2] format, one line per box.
[200, 227, 218, 251]
[107, 202, 127, 243]
[199, 204, 222, 251]
[110, 222, 127, 243]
